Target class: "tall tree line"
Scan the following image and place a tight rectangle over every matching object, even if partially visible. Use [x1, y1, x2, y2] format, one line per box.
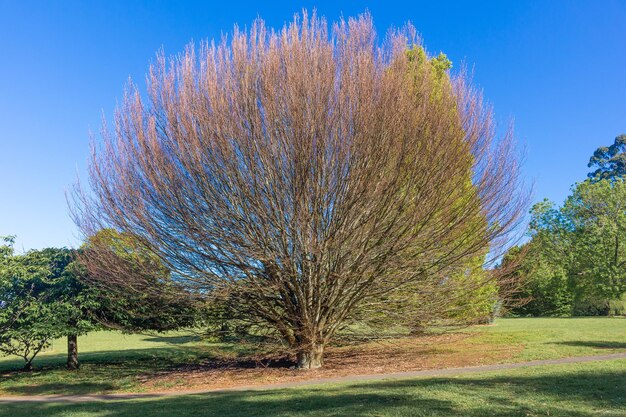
[505, 134, 626, 316]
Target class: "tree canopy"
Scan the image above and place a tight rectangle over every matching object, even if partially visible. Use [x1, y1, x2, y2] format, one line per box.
[79, 229, 200, 332]
[588, 134, 626, 181]
[73, 12, 525, 369]
[0, 241, 77, 370]
[0, 233, 199, 370]
[505, 178, 626, 317]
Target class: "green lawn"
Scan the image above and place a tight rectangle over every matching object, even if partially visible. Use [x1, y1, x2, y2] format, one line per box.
[1, 318, 625, 397]
[467, 317, 626, 361]
[2, 358, 625, 416]
[0, 331, 251, 395]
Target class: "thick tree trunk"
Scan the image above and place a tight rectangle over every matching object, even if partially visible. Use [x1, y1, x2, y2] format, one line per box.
[67, 334, 79, 370]
[296, 344, 324, 369]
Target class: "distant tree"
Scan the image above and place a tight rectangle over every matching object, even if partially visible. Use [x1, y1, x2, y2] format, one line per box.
[565, 179, 626, 301]
[72, 12, 525, 369]
[588, 134, 626, 180]
[79, 229, 199, 333]
[0, 236, 18, 335]
[506, 179, 626, 317]
[503, 245, 573, 317]
[503, 201, 574, 317]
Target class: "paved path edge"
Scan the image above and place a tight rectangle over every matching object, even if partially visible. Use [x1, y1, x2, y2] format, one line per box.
[3, 352, 626, 403]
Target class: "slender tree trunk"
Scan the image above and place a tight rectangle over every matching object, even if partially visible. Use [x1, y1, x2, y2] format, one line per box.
[23, 359, 33, 372]
[296, 344, 324, 369]
[67, 334, 79, 370]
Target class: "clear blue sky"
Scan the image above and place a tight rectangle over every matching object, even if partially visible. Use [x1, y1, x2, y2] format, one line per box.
[1, 0, 625, 251]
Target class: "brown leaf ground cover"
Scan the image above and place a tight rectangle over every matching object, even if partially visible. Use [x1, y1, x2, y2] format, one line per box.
[142, 332, 522, 392]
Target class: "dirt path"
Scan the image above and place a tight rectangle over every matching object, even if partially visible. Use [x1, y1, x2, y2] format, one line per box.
[2, 352, 626, 403]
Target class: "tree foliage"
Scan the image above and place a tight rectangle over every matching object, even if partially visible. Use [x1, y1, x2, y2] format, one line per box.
[565, 179, 626, 300]
[346, 46, 499, 332]
[503, 241, 573, 317]
[588, 134, 626, 181]
[0, 241, 72, 370]
[73, 12, 525, 369]
[79, 229, 199, 332]
[0, 232, 197, 371]
[506, 178, 626, 316]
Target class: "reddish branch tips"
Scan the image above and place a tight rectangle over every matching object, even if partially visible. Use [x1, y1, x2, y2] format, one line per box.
[72, 11, 527, 369]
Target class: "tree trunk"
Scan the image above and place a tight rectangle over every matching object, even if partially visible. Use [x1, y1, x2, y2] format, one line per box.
[67, 334, 79, 370]
[296, 344, 324, 369]
[23, 359, 33, 372]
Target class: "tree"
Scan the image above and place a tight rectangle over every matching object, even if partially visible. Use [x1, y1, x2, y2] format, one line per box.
[565, 179, 626, 302]
[404, 46, 499, 326]
[0, 236, 19, 335]
[506, 179, 626, 317]
[79, 229, 199, 333]
[588, 134, 626, 181]
[35, 247, 99, 370]
[0, 237, 197, 371]
[508, 134, 626, 316]
[503, 242, 573, 317]
[344, 47, 499, 333]
[0, 244, 99, 370]
[0, 243, 68, 370]
[505, 199, 583, 317]
[73, 12, 525, 369]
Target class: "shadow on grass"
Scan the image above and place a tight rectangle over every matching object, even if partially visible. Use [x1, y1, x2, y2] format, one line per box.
[0, 346, 217, 395]
[0, 345, 294, 395]
[143, 335, 202, 345]
[2, 367, 625, 417]
[555, 340, 626, 349]
[3, 382, 117, 396]
[0, 346, 200, 372]
[0, 391, 454, 417]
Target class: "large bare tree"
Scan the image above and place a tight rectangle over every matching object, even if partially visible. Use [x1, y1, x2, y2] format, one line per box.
[72, 12, 526, 369]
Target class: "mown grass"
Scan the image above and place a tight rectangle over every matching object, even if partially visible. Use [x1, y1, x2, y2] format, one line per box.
[2, 359, 625, 416]
[1, 317, 625, 397]
[467, 317, 626, 361]
[0, 331, 252, 395]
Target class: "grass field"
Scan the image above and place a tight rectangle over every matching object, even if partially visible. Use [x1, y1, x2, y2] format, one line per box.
[2, 358, 625, 416]
[465, 317, 626, 360]
[0, 331, 242, 395]
[1, 318, 626, 398]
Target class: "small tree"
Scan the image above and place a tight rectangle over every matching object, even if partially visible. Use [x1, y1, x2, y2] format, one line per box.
[0, 233, 199, 371]
[79, 229, 200, 333]
[38, 248, 101, 370]
[0, 243, 67, 370]
[73, 12, 526, 368]
[0, 300, 65, 371]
